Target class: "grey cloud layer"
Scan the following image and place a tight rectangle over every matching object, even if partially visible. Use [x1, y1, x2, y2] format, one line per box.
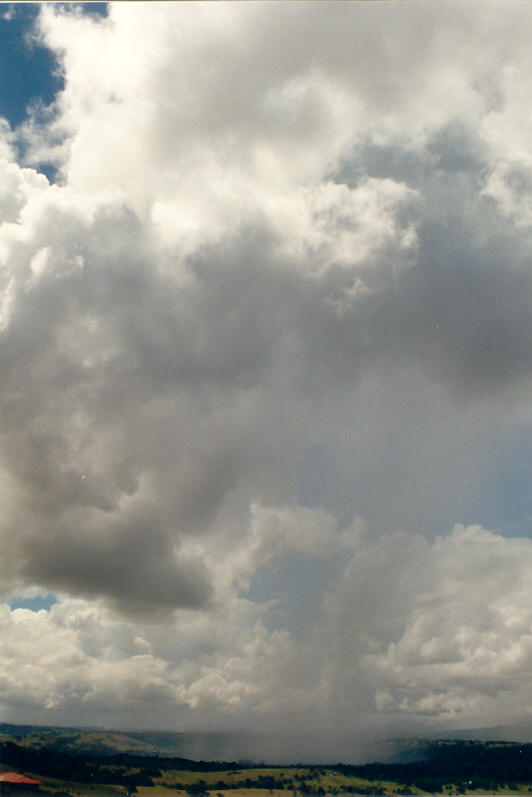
[2, 1, 532, 732]
[5, 524, 532, 736]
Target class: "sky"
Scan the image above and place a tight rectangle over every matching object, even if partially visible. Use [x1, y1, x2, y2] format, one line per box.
[3, 0, 532, 757]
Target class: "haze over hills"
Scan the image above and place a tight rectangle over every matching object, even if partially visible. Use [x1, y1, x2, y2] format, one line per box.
[0, 722, 392, 765]
[430, 724, 532, 744]
[4, 721, 532, 766]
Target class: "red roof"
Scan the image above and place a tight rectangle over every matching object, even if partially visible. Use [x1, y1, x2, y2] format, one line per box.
[0, 773, 40, 785]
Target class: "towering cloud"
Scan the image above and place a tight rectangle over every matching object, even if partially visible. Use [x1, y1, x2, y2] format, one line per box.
[1, 2, 532, 742]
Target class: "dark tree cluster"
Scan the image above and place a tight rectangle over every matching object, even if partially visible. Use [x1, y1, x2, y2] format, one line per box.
[332, 740, 532, 792]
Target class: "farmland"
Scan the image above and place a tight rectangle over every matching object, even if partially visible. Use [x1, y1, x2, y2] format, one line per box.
[3, 727, 532, 796]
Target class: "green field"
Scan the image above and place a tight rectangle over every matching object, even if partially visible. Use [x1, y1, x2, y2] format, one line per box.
[9, 764, 531, 797]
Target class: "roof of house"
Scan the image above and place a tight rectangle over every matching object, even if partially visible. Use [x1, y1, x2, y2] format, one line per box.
[0, 773, 41, 785]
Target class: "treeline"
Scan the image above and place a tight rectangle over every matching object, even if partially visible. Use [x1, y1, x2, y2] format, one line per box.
[333, 740, 532, 792]
[0, 741, 157, 788]
[162, 775, 328, 794]
[0, 741, 240, 790]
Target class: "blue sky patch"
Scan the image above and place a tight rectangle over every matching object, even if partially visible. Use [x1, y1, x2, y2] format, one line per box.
[0, 4, 62, 128]
[10, 592, 57, 612]
[0, 3, 108, 129]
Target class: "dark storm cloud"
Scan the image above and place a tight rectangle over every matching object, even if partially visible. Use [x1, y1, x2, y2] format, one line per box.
[25, 502, 213, 615]
[3, 139, 532, 611]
